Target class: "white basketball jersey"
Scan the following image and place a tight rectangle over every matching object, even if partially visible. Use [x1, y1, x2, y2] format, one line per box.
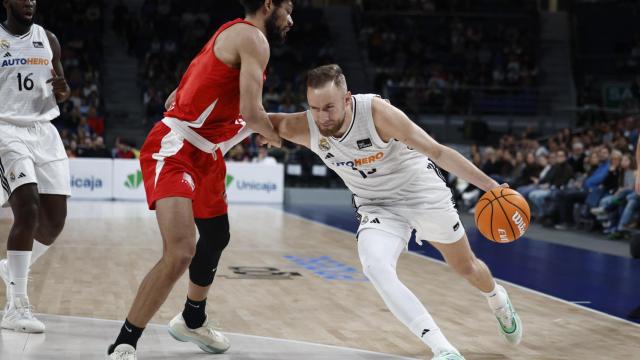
[307, 94, 454, 209]
[0, 23, 60, 126]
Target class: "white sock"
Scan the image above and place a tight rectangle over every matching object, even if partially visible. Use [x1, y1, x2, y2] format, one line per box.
[409, 314, 457, 355]
[483, 282, 508, 310]
[30, 240, 50, 266]
[7, 251, 31, 298]
[358, 229, 458, 355]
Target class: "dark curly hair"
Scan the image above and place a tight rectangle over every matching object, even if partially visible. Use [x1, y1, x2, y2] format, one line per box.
[238, 0, 292, 15]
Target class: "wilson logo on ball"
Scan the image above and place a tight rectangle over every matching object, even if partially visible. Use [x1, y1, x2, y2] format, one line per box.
[512, 211, 526, 236]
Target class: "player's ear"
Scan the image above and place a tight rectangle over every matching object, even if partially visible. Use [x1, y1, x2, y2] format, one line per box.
[263, 0, 273, 13]
[345, 91, 352, 106]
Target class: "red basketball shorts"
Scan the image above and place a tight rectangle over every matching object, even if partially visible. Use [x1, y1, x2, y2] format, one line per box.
[140, 121, 227, 218]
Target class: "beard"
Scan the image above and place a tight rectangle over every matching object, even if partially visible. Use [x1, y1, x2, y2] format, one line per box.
[265, 11, 286, 46]
[317, 111, 347, 137]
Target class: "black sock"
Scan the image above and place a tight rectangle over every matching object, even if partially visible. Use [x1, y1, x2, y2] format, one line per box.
[108, 319, 144, 354]
[182, 297, 207, 329]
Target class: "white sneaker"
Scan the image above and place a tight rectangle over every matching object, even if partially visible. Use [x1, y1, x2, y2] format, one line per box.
[0, 259, 10, 312]
[432, 351, 465, 360]
[1, 296, 45, 333]
[168, 313, 230, 353]
[106, 344, 137, 360]
[493, 292, 523, 345]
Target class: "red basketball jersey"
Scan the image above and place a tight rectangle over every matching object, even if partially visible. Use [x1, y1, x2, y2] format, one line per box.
[164, 18, 258, 144]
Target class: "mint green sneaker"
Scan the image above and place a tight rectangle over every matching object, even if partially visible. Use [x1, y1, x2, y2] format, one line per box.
[432, 351, 465, 360]
[494, 295, 523, 345]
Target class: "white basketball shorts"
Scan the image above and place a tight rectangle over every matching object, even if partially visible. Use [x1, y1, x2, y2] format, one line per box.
[0, 121, 70, 207]
[356, 199, 466, 245]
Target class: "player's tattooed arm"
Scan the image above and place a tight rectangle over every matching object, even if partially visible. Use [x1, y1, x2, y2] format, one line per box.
[45, 30, 70, 103]
[371, 97, 500, 192]
[267, 112, 310, 148]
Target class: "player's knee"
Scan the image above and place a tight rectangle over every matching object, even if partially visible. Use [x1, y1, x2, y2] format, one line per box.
[14, 201, 40, 231]
[189, 215, 231, 286]
[164, 239, 196, 275]
[361, 258, 395, 283]
[194, 215, 230, 252]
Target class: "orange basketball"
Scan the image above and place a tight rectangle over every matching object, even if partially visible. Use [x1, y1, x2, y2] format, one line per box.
[474, 188, 530, 243]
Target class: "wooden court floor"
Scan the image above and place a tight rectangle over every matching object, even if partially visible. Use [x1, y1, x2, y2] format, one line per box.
[0, 202, 638, 359]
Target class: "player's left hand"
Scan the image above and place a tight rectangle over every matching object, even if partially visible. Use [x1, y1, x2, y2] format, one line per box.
[46, 69, 70, 102]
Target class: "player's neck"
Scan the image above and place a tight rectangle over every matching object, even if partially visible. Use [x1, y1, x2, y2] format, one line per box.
[244, 15, 267, 38]
[333, 104, 354, 139]
[3, 19, 32, 36]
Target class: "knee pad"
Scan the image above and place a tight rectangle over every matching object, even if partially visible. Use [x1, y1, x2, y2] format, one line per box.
[189, 214, 230, 286]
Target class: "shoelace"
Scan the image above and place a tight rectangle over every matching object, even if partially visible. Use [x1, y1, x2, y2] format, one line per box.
[203, 321, 225, 340]
[16, 304, 37, 320]
[495, 305, 513, 328]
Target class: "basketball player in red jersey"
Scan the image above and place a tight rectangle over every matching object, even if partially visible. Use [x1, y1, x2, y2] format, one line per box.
[106, 1, 294, 359]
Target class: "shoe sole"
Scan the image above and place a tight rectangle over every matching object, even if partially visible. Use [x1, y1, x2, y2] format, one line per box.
[168, 327, 229, 354]
[1, 322, 44, 333]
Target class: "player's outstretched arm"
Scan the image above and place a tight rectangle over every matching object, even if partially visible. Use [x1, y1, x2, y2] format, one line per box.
[238, 29, 282, 148]
[45, 30, 70, 103]
[267, 112, 311, 148]
[371, 97, 500, 192]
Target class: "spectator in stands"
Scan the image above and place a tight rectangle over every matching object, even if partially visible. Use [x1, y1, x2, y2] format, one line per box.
[86, 106, 104, 136]
[512, 152, 542, 188]
[528, 150, 574, 222]
[583, 146, 612, 210]
[517, 153, 554, 198]
[568, 142, 586, 174]
[592, 153, 636, 235]
[227, 144, 251, 162]
[253, 147, 278, 165]
[553, 150, 601, 229]
[481, 147, 513, 183]
[113, 138, 137, 159]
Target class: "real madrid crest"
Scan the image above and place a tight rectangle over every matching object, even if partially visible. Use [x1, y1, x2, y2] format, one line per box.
[0, 40, 10, 51]
[319, 137, 331, 152]
[9, 172, 15, 182]
[360, 215, 369, 225]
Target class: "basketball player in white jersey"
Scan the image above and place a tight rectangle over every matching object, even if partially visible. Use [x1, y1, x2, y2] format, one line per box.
[262, 65, 523, 360]
[0, 0, 71, 333]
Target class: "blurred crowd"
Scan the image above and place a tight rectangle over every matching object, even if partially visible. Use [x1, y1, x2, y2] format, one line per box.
[357, 2, 538, 114]
[22, 0, 107, 158]
[359, 0, 537, 13]
[455, 116, 640, 239]
[111, 0, 332, 127]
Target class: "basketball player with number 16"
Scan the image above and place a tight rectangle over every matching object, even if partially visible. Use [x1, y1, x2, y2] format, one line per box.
[266, 65, 523, 360]
[0, 0, 71, 334]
